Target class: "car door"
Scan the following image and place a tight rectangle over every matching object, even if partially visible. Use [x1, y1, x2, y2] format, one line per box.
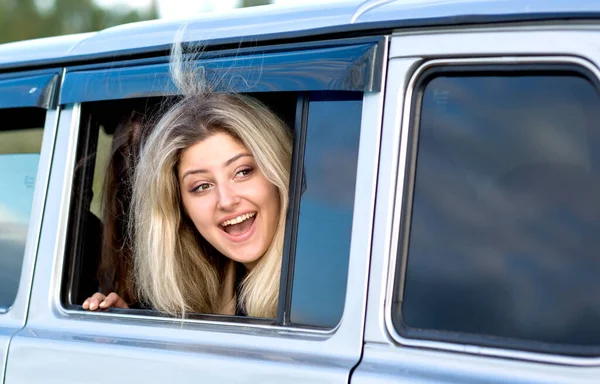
[353, 26, 600, 384]
[4, 36, 387, 383]
[0, 71, 60, 383]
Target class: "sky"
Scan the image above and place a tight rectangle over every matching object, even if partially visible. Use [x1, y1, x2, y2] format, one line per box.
[93, 0, 335, 19]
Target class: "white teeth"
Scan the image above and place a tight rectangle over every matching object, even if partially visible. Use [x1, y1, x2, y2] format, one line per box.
[220, 212, 256, 227]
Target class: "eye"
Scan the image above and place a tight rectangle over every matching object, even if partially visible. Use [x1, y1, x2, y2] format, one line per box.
[235, 167, 253, 179]
[191, 183, 212, 193]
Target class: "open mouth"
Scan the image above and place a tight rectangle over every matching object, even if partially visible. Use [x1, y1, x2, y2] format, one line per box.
[220, 212, 257, 239]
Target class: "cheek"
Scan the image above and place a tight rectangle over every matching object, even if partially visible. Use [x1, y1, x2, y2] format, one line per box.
[262, 183, 281, 225]
[243, 178, 280, 224]
[181, 195, 214, 233]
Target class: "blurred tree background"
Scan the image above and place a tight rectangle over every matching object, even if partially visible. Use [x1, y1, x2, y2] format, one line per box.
[240, 0, 271, 6]
[0, 0, 272, 44]
[0, 0, 159, 44]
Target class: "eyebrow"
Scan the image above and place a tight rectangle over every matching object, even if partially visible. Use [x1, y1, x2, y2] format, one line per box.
[181, 153, 253, 181]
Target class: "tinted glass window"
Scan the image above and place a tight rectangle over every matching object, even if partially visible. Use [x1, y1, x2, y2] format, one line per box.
[394, 71, 600, 352]
[291, 93, 362, 328]
[0, 126, 44, 310]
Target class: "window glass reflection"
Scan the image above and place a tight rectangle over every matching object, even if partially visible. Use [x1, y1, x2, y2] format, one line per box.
[0, 154, 39, 309]
[398, 73, 600, 348]
[291, 93, 362, 328]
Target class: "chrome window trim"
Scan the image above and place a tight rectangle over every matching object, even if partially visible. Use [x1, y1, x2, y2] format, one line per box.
[384, 55, 600, 366]
[49, 104, 82, 317]
[56, 307, 337, 337]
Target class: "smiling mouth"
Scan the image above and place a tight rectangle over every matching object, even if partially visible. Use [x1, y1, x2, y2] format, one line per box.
[220, 212, 257, 237]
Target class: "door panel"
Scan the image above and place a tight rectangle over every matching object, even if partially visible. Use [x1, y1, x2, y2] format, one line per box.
[4, 82, 382, 382]
[354, 28, 600, 384]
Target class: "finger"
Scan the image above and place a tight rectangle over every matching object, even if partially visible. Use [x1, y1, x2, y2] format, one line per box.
[99, 292, 119, 308]
[89, 293, 106, 311]
[114, 296, 129, 309]
[100, 292, 129, 309]
[92, 292, 106, 299]
[83, 293, 105, 310]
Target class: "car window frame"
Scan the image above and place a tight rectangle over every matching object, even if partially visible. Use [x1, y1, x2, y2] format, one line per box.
[385, 56, 600, 365]
[56, 36, 385, 334]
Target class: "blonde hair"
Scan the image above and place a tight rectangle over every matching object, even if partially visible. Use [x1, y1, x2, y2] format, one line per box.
[130, 40, 292, 318]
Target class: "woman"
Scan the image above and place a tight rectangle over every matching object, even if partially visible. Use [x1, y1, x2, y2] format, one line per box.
[86, 41, 292, 318]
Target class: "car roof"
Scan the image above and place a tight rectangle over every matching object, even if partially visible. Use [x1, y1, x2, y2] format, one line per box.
[2, 0, 600, 70]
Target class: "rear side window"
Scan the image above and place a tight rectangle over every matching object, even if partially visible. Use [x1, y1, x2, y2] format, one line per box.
[393, 66, 600, 356]
[0, 109, 45, 310]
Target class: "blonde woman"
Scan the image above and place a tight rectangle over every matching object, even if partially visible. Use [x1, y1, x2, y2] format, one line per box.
[84, 41, 292, 318]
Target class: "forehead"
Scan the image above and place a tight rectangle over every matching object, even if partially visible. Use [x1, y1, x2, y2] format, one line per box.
[179, 132, 249, 168]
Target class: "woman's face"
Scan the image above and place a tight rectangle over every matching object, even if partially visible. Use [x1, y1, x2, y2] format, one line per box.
[178, 131, 281, 269]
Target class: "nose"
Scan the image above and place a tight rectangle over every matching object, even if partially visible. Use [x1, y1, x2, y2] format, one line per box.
[216, 182, 240, 211]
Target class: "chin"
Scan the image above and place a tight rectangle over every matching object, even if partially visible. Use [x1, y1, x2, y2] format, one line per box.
[234, 253, 263, 265]
[227, 245, 265, 266]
